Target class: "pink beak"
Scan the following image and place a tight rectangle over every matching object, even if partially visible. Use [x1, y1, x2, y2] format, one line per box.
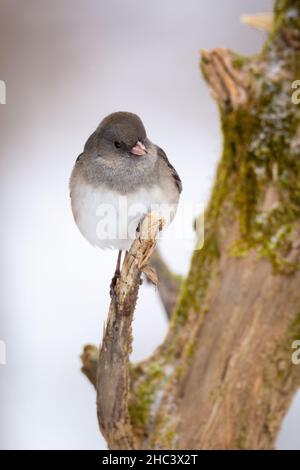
[131, 141, 147, 156]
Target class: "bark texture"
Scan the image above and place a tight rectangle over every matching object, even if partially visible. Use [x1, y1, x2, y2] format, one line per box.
[96, 213, 164, 449]
[82, 0, 300, 450]
[149, 250, 182, 320]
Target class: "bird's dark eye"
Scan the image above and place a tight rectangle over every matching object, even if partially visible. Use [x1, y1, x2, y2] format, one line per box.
[114, 141, 121, 149]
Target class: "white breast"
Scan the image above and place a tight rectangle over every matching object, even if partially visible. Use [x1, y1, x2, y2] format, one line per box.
[71, 183, 178, 250]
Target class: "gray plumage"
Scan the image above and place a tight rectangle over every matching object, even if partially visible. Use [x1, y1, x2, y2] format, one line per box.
[70, 112, 182, 250]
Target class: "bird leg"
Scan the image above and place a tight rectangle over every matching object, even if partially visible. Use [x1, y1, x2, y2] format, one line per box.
[110, 250, 122, 298]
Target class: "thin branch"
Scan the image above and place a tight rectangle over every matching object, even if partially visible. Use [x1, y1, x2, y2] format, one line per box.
[96, 213, 164, 450]
[147, 249, 182, 320]
[201, 48, 249, 111]
[81, 344, 98, 388]
[80, 245, 179, 393]
[240, 13, 273, 32]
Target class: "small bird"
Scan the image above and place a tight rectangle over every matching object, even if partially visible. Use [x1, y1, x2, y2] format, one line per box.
[70, 112, 182, 292]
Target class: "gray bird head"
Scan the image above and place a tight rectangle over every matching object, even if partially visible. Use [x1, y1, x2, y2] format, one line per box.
[80, 112, 159, 192]
[85, 112, 149, 161]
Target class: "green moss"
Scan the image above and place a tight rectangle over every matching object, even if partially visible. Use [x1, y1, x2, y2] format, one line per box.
[148, 411, 178, 449]
[229, 239, 252, 258]
[232, 54, 251, 70]
[129, 362, 164, 433]
[186, 339, 196, 358]
[183, 0, 300, 349]
[163, 430, 176, 448]
[236, 429, 247, 450]
[166, 0, 300, 415]
[264, 0, 300, 53]
[289, 312, 300, 342]
[174, 364, 185, 381]
[213, 8, 300, 274]
[171, 229, 220, 329]
[129, 382, 155, 430]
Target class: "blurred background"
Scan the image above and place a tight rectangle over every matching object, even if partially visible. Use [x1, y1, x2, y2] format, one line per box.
[0, 0, 299, 450]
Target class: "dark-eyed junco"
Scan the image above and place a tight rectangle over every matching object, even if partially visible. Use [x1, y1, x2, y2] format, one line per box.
[70, 112, 182, 289]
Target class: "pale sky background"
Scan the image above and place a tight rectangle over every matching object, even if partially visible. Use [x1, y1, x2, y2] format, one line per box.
[0, 0, 299, 450]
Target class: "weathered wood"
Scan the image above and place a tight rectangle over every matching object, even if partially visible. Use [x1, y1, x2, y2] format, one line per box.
[82, 0, 300, 450]
[96, 213, 164, 450]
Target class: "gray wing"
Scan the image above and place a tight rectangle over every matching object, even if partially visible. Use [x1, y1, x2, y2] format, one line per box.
[69, 152, 84, 198]
[156, 146, 182, 194]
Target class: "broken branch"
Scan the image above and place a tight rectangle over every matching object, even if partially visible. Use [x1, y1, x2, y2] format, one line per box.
[96, 213, 164, 450]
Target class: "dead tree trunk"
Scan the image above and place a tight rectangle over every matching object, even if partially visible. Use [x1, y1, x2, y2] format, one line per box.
[81, 0, 300, 449]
